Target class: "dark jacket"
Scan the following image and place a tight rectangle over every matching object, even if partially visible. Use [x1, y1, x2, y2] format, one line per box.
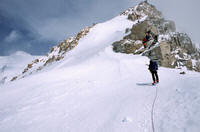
[149, 60, 158, 71]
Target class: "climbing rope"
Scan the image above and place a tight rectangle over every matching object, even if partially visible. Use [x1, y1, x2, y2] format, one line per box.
[151, 86, 158, 132]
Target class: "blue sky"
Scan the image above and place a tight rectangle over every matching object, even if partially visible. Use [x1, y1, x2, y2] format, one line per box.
[0, 0, 199, 55]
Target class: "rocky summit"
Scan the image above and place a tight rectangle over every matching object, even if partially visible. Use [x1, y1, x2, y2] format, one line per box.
[113, 1, 200, 72]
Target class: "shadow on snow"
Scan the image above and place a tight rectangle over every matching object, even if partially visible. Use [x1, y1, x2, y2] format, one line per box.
[136, 83, 154, 86]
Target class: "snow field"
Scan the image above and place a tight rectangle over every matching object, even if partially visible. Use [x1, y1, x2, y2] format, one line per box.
[0, 15, 200, 132]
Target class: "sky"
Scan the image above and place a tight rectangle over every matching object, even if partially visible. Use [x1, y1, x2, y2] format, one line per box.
[0, 0, 199, 55]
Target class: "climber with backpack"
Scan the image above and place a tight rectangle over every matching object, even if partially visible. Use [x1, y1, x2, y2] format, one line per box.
[148, 59, 159, 85]
[143, 31, 151, 48]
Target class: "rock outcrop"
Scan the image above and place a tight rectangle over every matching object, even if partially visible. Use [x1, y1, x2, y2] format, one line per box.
[113, 1, 200, 72]
[143, 33, 200, 71]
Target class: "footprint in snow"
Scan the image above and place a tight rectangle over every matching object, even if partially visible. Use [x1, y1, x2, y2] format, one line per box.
[122, 117, 133, 123]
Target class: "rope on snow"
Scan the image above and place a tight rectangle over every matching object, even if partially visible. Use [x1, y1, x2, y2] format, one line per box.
[151, 86, 158, 132]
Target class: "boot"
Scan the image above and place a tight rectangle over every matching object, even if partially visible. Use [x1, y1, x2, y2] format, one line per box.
[152, 81, 156, 85]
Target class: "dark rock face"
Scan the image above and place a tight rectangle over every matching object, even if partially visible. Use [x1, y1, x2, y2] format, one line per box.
[125, 21, 149, 41]
[149, 18, 176, 34]
[113, 39, 143, 54]
[194, 61, 200, 72]
[140, 33, 200, 71]
[170, 33, 196, 54]
[124, 18, 176, 41]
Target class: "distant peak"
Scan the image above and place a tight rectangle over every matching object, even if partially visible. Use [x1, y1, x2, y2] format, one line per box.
[11, 51, 31, 57]
[120, 1, 162, 19]
[141, 0, 149, 4]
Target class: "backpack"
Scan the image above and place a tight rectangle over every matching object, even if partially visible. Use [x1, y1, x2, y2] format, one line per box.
[149, 61, 158, 71]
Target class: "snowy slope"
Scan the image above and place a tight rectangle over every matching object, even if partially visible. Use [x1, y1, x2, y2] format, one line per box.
[0, 51, 41, 84]
[0, 8, 200, 132]
[0, 50, 199, 132]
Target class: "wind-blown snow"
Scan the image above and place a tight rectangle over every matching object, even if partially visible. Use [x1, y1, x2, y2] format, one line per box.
[0, 15, 200, 132]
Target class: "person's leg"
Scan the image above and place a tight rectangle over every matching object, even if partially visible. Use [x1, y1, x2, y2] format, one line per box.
[155, 71, 159, 82]
[151, 71, 156, 83]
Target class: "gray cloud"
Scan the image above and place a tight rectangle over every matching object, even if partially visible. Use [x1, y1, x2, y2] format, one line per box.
[4, 30, 21, 42]
[0, 0, 135, 40]
[0, 0, 199, 55]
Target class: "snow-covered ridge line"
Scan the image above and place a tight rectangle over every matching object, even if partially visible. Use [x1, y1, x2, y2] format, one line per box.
[0, 51, 41, 84]
[11, 25, 95, 81]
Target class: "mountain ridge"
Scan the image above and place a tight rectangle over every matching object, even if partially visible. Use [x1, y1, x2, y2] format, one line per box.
[8, 1, 200, 82]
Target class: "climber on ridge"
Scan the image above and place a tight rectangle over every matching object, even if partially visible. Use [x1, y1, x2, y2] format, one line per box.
[149, 34, 158, 48]
[148, 59, 159, 85]
[143, 31, 151, 48]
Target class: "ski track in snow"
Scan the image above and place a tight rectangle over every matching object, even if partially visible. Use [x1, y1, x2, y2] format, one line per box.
[0, 15, 200, 132]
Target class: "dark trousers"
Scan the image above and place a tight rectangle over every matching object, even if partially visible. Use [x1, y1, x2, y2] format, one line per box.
[150, 70, 159, 82]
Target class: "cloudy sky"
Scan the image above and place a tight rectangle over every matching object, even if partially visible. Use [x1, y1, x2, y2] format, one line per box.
[0, 0, 199, 55]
